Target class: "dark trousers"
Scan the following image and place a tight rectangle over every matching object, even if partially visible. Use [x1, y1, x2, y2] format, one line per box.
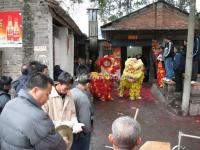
[174, 69, 183, 92]
[192, 60, 199, 81]
[71, 132, 91, 150]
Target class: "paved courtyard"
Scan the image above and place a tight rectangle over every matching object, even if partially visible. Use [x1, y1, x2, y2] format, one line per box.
[90, 84, 200, 150]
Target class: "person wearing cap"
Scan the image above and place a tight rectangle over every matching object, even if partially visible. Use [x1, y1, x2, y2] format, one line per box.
[108, 116, 141, 150]
[70, 73, 93, 150]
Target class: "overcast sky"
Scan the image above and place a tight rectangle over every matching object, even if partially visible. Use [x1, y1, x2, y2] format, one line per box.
[66, 0, 200, 36]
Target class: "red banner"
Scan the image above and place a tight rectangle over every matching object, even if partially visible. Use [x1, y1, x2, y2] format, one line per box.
[0, 11, 22, 47]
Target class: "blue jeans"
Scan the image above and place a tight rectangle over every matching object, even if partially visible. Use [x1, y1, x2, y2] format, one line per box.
[71, 132, 91, 150]
[164, 57, 174, 80]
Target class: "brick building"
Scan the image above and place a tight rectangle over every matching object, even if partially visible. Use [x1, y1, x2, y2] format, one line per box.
[0, 0, 86, 79]
[101, 1, 200, 81]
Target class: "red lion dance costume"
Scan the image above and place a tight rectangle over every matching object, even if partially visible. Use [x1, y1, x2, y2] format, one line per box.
[90, 55, 120, 101]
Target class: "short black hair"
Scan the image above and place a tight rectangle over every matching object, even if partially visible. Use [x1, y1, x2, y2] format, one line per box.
[28, 61, 47, 76]
[77, 73, 90, 84]
[76, 65, 89, 76]
[26, 73, 54, 90]
[0, 76, 13, 90]
[57, 72, 73, 85]
[21, 64, 28, 75]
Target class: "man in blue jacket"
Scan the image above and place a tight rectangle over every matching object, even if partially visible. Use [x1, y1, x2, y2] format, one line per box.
[0, 73, 67, 150]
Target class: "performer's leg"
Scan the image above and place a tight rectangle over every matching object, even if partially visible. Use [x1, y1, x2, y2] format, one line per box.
[119, 80, 126, 97]
[135, 74, 144, 99]
[129, 83, 136, 100]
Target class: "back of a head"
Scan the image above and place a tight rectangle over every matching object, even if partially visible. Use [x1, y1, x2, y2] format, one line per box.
[26, 73, 53, 90]
[54, 65, 61, 71]
[76, 64, 89, 76]
[112, 116, 141, 150]
[76, 73, 90, 84]
[57, 72, 73, 85]
[0, 76, 13, 91]
[21, 64, 28, 75]
[28, 61, 47, 76]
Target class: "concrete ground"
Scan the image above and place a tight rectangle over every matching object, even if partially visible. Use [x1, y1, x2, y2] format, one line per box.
[90, 84, 200, 150]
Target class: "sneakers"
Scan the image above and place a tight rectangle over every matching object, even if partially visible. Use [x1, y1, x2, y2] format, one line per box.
[119, 93, 124, 98]
[163, 77, 170, 82]
[130, 97, 135, 100]
[163, 77, 173, 83]
[130, 96, 142, 100]
[162, 77, 167, 81]
[166, 79, 170, 82]
[191, 81, 197, 84]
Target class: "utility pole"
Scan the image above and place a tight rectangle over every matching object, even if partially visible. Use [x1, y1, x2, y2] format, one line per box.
[181, 0, 196, 116]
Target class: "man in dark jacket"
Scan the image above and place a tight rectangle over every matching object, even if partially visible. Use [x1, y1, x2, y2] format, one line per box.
[0, 76, 12, 113]
[12, 63, 29, 94]
[173, 47, 185, 92]
[71, 73, 93, 150]
[0, 73, 67, 150]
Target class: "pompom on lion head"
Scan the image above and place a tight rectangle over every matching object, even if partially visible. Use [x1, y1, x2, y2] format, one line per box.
[122, 58, 144, 80]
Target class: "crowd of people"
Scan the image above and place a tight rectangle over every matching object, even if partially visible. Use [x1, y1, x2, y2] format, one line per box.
[0, 60, 93, 149]
[0, 58, 150, 150]
[1, 35, 200, 149]
[155, 35, 200, 93]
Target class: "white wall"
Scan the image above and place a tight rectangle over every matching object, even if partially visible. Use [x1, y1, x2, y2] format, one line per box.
[54, 27, 74, 75]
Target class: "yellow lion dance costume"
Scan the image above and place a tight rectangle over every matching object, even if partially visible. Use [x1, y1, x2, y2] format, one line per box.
[119, 58, 144, 100]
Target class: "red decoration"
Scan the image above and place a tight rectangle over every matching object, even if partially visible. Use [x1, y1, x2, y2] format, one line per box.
[90, 73, 113, 101]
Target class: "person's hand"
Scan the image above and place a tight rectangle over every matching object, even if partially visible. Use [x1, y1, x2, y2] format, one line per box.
[63, 137, 69, 145]
[72, 123, 85, 133]
[62, 121, 74, 128]
[52, 120, 61, 128]
[52, 120, 73, 128]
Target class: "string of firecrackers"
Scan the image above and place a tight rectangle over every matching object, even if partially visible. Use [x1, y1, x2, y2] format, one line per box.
[157, 61, 166, 87]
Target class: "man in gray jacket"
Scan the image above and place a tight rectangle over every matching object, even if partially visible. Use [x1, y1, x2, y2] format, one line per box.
[71, 73, 93, 150]
[0, 73, 66, 150]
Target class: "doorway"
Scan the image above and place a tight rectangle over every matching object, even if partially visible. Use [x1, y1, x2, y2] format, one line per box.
[142, 46, 151, 82]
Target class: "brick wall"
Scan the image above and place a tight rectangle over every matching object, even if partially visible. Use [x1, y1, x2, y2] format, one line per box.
[109, 2, 196, 30]
[0, 0, 23, 79]
[0, 0, 53, 79]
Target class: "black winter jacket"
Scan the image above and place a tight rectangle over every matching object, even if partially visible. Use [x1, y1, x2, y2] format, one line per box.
[0, 90, 10, 114]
